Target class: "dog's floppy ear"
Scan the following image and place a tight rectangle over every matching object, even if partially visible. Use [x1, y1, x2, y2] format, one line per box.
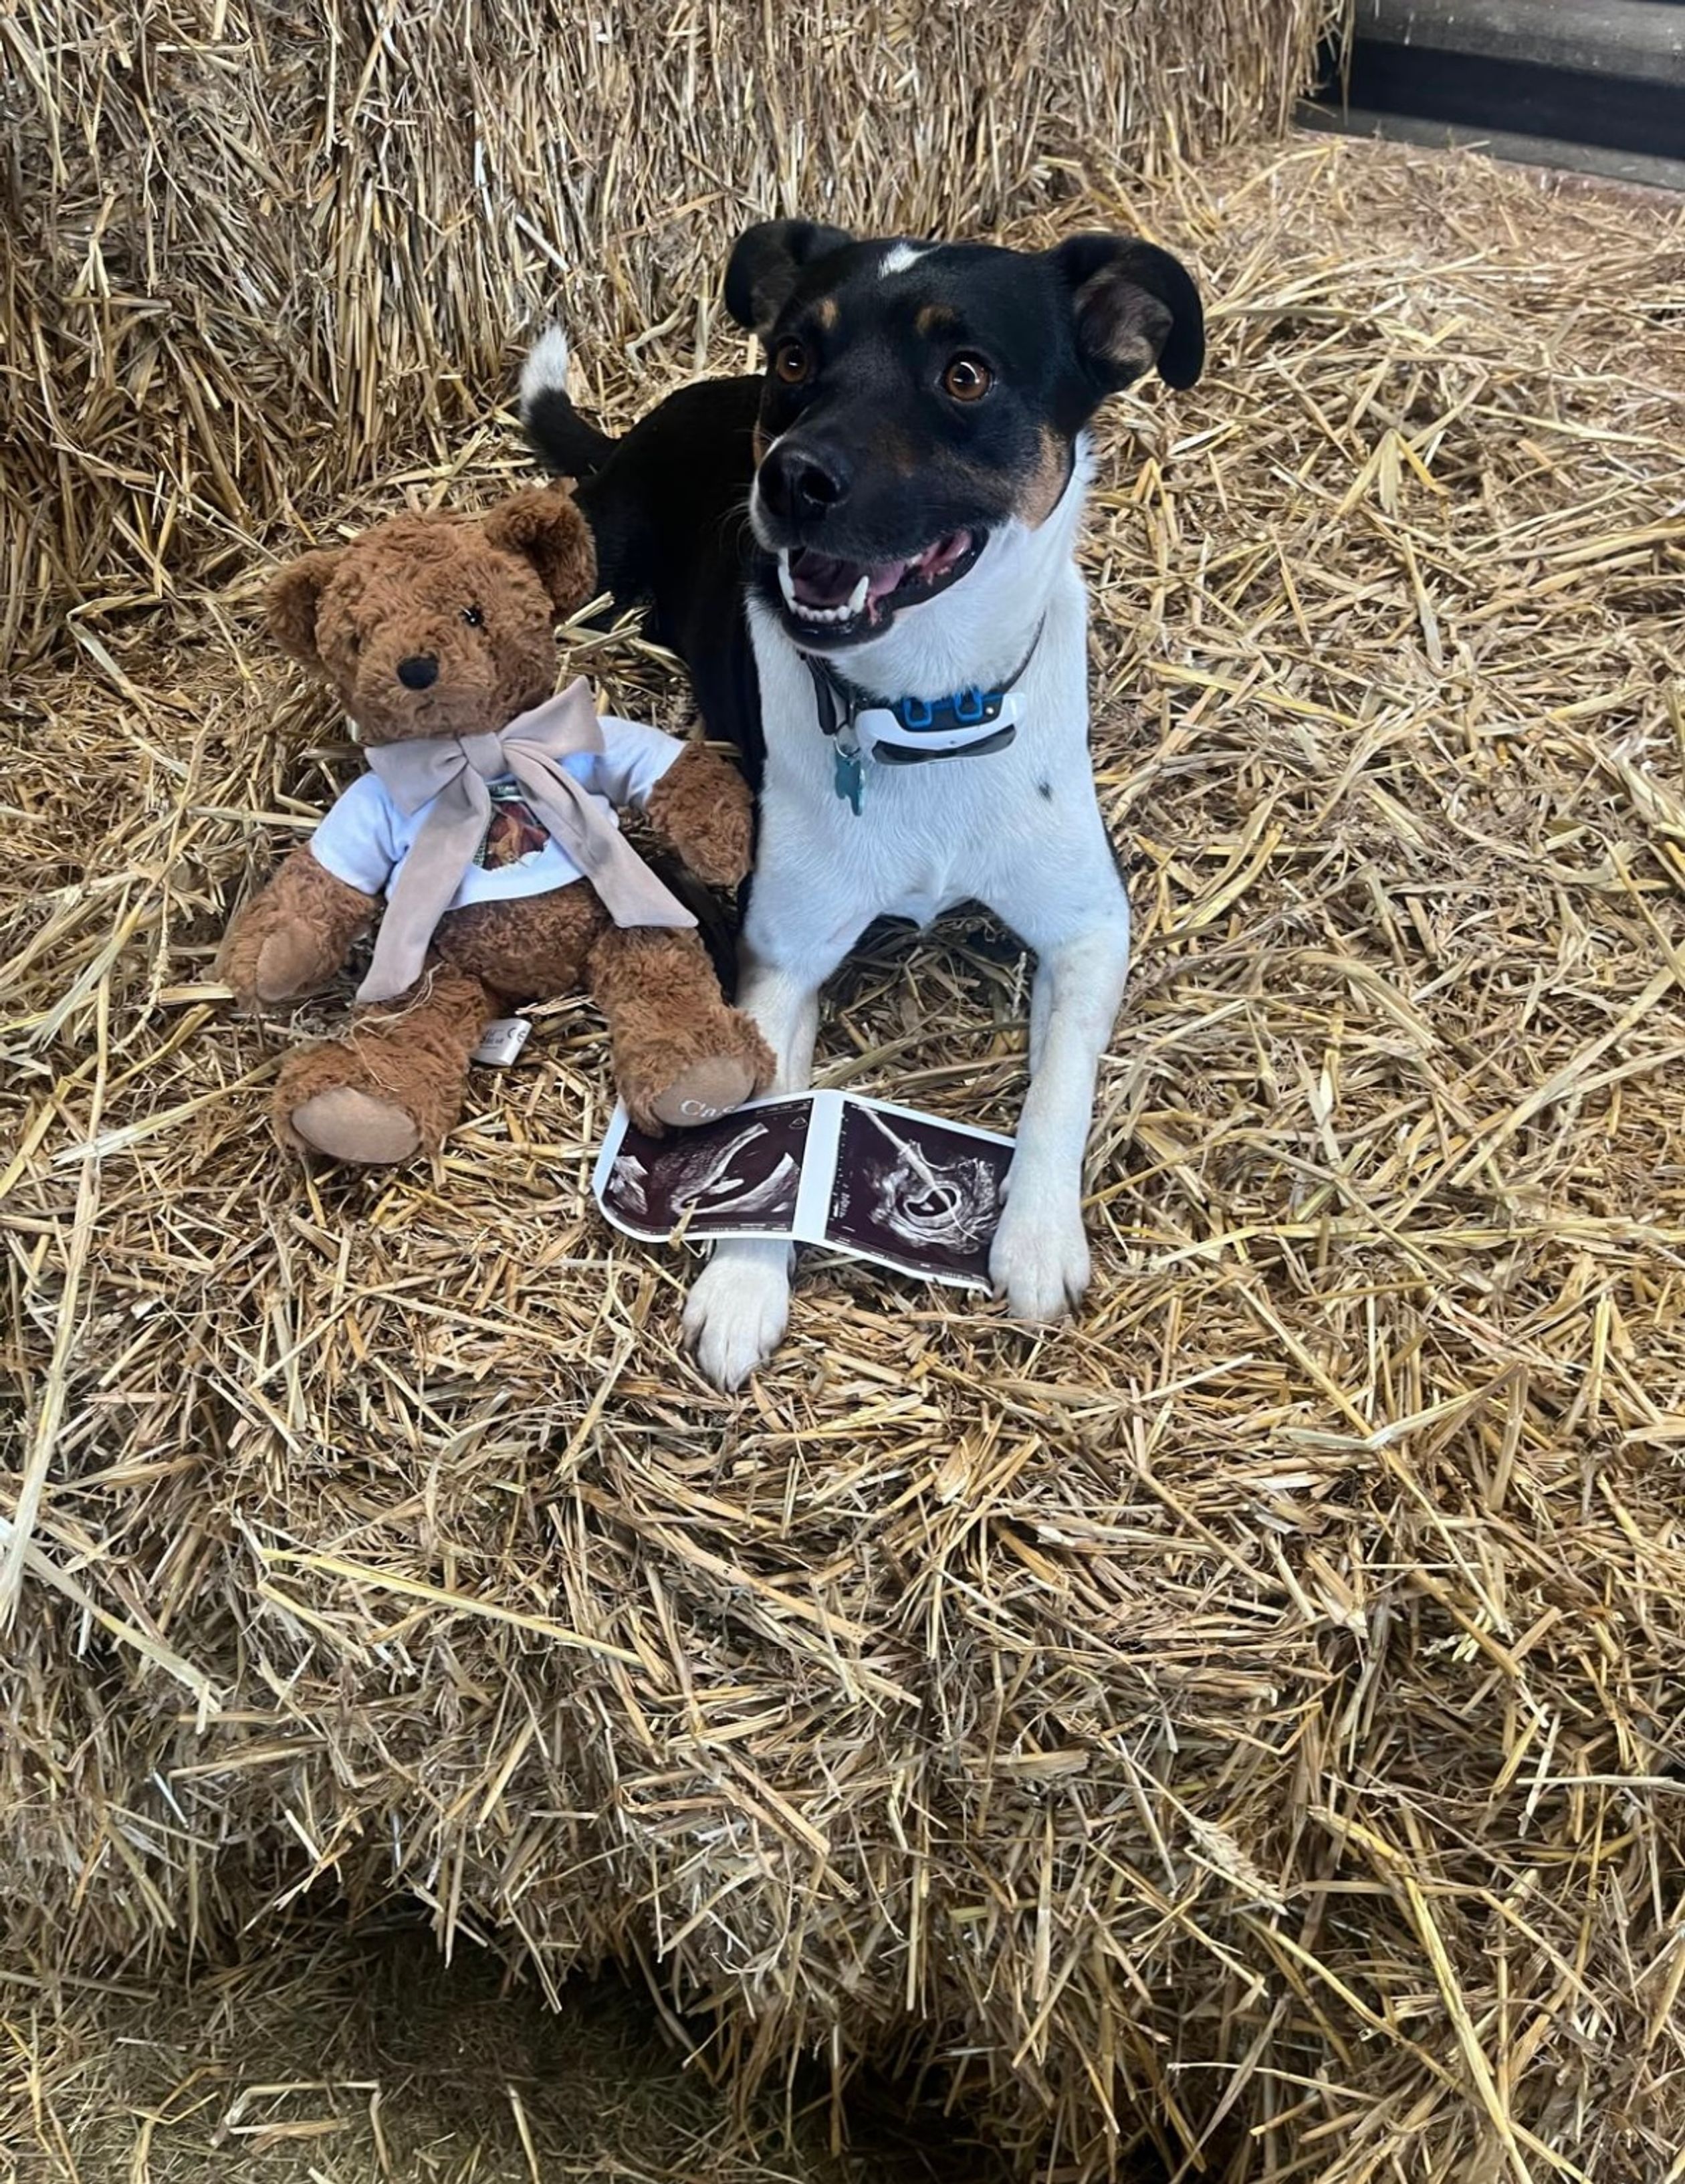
[266, 550, 345, 669]
[725, 219, 853, 338]
[1050, 235, 1204, 393]
[481, 487, 598, 611]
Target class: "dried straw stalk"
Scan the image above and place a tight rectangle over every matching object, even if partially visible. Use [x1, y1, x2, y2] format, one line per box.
[5, 95, 1685, 2184]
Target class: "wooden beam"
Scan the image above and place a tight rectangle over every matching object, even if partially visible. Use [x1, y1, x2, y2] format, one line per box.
[1357, 0, 1685, 86]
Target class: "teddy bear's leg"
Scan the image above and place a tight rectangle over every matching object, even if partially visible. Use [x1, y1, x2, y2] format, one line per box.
[588, 926, 775, 1133]
[275, 965, 495, 1165]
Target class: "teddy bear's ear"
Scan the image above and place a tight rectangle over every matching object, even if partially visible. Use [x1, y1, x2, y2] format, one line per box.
[266, 550, 345, 668]
[481, 488, 598, 613]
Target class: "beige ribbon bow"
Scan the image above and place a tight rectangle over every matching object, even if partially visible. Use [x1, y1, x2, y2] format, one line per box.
[357, 677, 693, 1006]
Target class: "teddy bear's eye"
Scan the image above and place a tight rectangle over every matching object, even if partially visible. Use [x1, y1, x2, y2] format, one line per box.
[461, 605, 485, 628]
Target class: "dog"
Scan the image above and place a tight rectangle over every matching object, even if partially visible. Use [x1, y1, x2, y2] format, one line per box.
[521, 221, 1204, 1388]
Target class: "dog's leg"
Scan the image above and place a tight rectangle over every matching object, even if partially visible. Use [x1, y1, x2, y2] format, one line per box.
[681, 946, 832, 1390]
[1028, 962, 1056, 1076]
[988, 908, 1131, 1323]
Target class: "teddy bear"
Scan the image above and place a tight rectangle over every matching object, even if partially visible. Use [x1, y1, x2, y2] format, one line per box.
[217, 487, 774, 1166]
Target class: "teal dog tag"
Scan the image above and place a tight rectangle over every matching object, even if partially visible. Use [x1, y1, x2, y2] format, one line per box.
[833, 744, 864, 815]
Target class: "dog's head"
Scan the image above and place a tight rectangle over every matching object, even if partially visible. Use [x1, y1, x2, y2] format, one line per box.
[725, 221, 1204, 654]
[265, 491, 595, 744]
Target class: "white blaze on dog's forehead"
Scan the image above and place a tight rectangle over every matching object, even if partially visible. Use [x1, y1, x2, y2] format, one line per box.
[879, 242, 930, 279]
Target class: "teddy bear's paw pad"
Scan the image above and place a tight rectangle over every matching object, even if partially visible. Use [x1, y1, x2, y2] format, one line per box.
[648, 1054, 760, 1131]
[255, 930, 333, 1004]
[290, 1087, 422, 1165]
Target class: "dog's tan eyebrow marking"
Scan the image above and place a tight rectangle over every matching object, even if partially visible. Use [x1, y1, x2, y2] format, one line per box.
[815, 296, 839, 330]
[916, 304, 960, 336]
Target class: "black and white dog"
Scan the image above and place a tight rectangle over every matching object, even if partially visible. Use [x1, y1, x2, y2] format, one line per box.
[522, 221, 1204, 1387]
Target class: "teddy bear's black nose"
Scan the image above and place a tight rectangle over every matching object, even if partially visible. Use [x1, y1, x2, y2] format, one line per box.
[397, 653, 439, 691]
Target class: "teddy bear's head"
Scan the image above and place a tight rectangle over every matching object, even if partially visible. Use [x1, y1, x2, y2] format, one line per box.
[265, 489, 596, 745]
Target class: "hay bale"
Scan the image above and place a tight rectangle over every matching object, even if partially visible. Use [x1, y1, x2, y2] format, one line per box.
[6, 127, 1685, 2183]
[1, 0, 1342, 659]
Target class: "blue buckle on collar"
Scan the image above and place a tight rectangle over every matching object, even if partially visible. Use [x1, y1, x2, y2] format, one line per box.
[893, 687, 1002, 736]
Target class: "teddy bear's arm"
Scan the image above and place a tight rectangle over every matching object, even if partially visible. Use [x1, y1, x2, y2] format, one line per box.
[217, 847, 378, 1008]
[582, 714, 753, 888]
[641, 742, 755, 888]
[574, 712, 752, 895]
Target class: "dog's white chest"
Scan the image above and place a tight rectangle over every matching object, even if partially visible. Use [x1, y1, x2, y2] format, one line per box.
[881, 873, 952, 930]
[746, 579, 1097, 953]
[755, 699, 998, 932]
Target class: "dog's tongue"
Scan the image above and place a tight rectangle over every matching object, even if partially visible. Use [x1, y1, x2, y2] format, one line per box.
[789, 548, 908, 609]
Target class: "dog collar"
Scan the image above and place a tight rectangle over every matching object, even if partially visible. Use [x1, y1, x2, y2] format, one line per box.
[804, 622, 1044, 816]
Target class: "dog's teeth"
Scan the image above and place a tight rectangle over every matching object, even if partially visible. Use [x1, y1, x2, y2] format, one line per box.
[779, 554, 869, 627]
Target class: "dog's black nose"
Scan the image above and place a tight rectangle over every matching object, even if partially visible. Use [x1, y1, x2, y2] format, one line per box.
[396, 653, 439, 691]
[760, 441, 849, 522]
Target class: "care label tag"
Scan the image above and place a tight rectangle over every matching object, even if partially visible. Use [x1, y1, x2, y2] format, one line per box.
[472, 1017, 532, 1068]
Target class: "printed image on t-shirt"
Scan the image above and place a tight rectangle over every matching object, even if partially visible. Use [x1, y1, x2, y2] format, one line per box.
[475, 783, 550, 871]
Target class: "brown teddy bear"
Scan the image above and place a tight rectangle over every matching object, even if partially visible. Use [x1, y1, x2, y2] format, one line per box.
[218, 488, 774, 1165]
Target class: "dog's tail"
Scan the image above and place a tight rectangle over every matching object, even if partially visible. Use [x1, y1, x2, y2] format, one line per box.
[519, 326, 616, 479]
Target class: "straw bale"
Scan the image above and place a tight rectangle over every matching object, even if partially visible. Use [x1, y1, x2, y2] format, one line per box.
[6, 129, 1685, 2182]
[1, 0, 1341, 659]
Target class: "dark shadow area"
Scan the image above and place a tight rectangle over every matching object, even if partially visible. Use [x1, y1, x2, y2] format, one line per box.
[9, 1898, 1034, 2183]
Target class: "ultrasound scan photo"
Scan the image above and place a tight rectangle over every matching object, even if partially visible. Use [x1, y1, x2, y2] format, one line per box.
[593, 1092, 1014, 1286]
[824, 1102, 1013, 1284]
[598, 1101, 812, 1240]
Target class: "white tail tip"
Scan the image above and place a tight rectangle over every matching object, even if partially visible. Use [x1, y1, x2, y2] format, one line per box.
[519, 324, 570, 412]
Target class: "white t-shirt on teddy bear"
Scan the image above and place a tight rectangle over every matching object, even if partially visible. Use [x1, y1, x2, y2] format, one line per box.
[306, 713, 686, 909]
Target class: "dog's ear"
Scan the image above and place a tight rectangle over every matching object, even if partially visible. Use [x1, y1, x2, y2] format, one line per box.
[266, 550, 344, 669]
[1050, 235, 1204, 393]
[482, 487, 598, 611]
[725, 219, 853, 338]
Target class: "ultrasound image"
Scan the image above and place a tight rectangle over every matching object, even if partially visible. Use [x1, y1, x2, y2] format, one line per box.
[600, 1101, 810, 1238]
[824, 1103, 1012, 1284]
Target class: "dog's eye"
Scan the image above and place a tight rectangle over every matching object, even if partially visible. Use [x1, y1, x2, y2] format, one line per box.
[461, 605, 485, 627]
[943, 354, 993, 403]
[772, 339, 810, 387]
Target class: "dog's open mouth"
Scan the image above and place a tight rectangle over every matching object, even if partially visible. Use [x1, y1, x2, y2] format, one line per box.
[774, 530, 985, 639]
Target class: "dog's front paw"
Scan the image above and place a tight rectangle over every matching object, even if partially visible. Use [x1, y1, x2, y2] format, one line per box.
[990, 1194, 1091, 1325]
[683, 1242, 793, 1390]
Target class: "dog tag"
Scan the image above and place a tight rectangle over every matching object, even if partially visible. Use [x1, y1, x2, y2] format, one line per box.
[833, 744, 864, 816]
[473, 1017, 532, 1068]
